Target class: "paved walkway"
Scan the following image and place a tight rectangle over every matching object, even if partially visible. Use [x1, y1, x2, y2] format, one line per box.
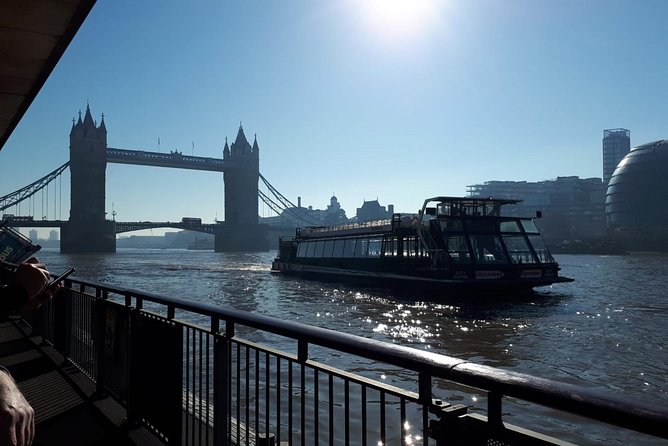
[0, 317, 156, 445]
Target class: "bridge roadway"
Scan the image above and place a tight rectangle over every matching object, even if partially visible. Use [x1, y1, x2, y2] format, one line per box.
[107, 147, 228, 171]
[114, 221, 216, 234]
[4, 218, 217, 234]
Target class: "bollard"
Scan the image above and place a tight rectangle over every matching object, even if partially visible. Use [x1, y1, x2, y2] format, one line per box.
[257, 432, 275, 446]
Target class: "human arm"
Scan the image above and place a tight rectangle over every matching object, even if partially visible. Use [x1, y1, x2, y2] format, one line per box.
[0, 367, 34, 446]
[0, 258, 56, 314]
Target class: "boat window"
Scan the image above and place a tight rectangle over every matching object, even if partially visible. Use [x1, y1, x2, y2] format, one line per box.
[332, 239, 345, 257]
[305, 241, 316, 258]
[439, 218, 463, 232]
[528, 235, 555, 263]
[383, 237, 397, 256]
[322, 240, 334, 258]
[403, 237, 418, 257]
[447, 235, 471, 264]
[520, 219, 540, 234]
[499, 220, 521, 233]
[436, 203, 451, 216]
[368, 238, 382, 258]
[314, 241, 325, 258]
[342, 238, 356, 258]
[297, 242, 307, 258]
[469, 235, 509, 264]
[502, 235, 536, 264]
[354, 238, 368, 258]
[464, 219, 497, 234]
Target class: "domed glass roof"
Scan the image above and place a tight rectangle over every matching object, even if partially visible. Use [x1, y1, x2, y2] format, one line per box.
[605, 140, 668, 234]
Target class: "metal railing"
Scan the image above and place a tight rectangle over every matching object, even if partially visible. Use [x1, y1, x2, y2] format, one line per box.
[33, 277, 668, 446]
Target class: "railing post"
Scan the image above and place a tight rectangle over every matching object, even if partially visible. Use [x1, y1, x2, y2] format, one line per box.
[419, 372, 431, 446]
[60, 286, 73, 360]
[297, 339, 308, 363]
[213, 320, 232, 446]
[257, 432, 275, 446]
[487, 391, 503, 427]
[125, 307, 141, 428]
[94, 297, 106, 396]
[298, 339, 308, 446]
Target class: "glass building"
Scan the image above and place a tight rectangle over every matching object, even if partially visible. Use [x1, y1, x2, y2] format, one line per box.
[605, 140, 668, 250]
[602, 129, 630, 185]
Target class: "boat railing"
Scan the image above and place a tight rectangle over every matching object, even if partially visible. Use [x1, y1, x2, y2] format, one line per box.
[26, 276, 668, 445]
[299, 218, 393, 237]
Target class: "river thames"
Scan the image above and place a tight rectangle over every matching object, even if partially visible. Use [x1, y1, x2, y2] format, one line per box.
[35, 249, 667, 445]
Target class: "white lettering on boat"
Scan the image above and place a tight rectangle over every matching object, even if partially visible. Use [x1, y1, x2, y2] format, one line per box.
[520, 270, 542, 278]
[475, 271, 503, 279]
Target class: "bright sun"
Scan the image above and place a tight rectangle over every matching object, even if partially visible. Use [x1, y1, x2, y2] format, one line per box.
[357, 0, 439, 42]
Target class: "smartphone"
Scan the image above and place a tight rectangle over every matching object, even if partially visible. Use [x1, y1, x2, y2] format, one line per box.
[49, 267, 76, 287]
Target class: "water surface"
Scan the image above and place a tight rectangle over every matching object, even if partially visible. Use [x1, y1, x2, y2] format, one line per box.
[36, 249, 668, 444]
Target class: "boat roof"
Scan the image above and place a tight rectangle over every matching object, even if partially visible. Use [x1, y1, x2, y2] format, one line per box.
[424, 196, 523, 206]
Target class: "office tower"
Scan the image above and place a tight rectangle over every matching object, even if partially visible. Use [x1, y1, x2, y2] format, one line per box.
[602, 129, 630, 185]
[29, 229, 38, 241]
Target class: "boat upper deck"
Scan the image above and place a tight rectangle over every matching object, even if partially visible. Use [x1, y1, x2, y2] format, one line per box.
[297, 217, 397, 239]
[295, 197, 528, 241]
[423, 196, 522, 218]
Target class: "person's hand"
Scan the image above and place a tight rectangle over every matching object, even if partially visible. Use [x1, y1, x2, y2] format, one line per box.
[19, 284, 60, 312]
[9, 258, 50, 311]
[11, 258, 49, 301]
[0, 370, 34, 446]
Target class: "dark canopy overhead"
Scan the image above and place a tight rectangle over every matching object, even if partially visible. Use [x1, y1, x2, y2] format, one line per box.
[0, 0, 97, 151]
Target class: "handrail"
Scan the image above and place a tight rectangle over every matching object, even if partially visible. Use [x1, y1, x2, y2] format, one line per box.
[64, 275, 668, 440]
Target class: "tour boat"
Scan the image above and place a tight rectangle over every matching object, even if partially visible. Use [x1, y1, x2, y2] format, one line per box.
[271, 196, 574, 293]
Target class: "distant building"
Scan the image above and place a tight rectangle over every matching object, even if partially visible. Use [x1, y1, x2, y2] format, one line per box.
[355, 200, 394, 222]
[49, 230, 59, 241]
[606, 140, 668, 250]
[29, 229, 38, 241]
[261, 195, 347, 227]
[602, 129, 630, 185]
[324, 194, 347, 225]
[467, 177, 606, 240]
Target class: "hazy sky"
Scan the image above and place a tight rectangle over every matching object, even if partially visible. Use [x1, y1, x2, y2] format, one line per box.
[2, 0, 667, 236]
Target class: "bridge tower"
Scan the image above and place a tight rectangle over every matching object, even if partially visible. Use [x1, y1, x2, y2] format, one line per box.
[61, 105, 116, 253]
[217, 125, 268, 251]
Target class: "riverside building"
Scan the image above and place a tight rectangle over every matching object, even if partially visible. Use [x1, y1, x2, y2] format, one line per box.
[605, 139, 668, 251]
[467, 177, 606, 241]
[602, 128, 630, 185]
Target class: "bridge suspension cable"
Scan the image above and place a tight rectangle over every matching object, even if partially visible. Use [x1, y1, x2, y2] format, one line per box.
[2, 161, 323, 227]
[258, 174, 322, 226]
[0, 162, 69, 213]
[257, 190, 285, 216]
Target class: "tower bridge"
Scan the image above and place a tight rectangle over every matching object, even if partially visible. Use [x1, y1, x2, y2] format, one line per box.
[4, 218, 217, 235]
[2, 105, 275, 253]
[106, 147, 227, 171]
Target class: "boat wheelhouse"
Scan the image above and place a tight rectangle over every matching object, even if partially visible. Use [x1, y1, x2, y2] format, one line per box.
[272, 196, 574, 293]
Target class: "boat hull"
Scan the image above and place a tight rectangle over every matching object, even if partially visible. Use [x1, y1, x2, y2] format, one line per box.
[271, 260, 573, 294]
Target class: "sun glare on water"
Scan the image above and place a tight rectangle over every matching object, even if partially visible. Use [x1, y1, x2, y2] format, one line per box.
[357, 0, 440, 43]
